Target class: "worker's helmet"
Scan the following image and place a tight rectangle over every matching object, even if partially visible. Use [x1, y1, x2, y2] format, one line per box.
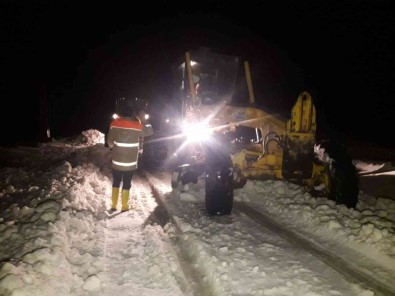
[116, 97, 148, 117]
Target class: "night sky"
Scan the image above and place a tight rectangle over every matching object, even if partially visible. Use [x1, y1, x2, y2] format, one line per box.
[1, 0, 394, 148]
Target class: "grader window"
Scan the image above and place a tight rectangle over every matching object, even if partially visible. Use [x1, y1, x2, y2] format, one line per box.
[234, 126, 262, 144]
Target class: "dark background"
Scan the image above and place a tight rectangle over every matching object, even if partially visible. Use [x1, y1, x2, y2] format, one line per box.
[1, 0, 394, 148]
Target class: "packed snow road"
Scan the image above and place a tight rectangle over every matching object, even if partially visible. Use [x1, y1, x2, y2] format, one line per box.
[96, 175, 200, 296]
[1, 132, 395, 295]
[144, 170, 395, 296]
[232, 203, 394, 296]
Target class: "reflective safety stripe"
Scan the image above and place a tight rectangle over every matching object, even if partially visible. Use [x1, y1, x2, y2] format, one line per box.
[114, 141, 139, 147]
[112, 160, 138, 166]
[110, 126, 142, 131]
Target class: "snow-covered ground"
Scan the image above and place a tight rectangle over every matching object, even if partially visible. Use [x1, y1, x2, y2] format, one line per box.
[0, 129, 394, 296]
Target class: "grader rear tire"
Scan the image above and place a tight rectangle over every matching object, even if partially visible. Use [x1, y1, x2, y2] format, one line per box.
[313, 140, 359, 208]
[205, 167, 234, 216]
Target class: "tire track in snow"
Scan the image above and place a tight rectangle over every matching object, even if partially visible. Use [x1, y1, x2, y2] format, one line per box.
[140, 171, 215, 296]
[234, 202, 395, 296]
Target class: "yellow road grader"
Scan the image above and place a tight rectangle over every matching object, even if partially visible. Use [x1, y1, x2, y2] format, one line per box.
[158, 47, 358, 215]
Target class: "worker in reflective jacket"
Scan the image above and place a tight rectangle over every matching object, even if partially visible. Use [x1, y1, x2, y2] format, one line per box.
[107, 97, 154, 211]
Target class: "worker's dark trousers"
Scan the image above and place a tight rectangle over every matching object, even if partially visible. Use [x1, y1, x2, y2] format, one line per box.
[112, 169, 134, 190]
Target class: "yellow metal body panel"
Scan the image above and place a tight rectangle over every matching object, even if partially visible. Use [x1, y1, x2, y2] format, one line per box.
[244, 61, 255, 104]
[232, 149, 283, 179]
[304, 162, 330, 195]
[224, 91, 320, 182]
[286, 91, 316, 134]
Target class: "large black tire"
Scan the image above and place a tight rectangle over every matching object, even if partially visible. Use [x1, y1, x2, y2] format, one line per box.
[313, 140, 359, 208]
[203, 132, 234, 215]
[205, 161, 234, 216]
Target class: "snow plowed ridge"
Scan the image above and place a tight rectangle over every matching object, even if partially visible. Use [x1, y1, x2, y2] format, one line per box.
[143, 171, 378, 296]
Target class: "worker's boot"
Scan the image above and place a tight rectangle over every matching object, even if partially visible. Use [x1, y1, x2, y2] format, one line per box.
[121, 189, 130, 211]
[111, 187, 120, 211]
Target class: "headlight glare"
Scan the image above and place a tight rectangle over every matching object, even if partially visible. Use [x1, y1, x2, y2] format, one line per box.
[182, 122, 212, 142]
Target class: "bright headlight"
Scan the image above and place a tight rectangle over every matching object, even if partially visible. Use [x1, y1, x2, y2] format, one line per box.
[182, 122, 212, 143]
